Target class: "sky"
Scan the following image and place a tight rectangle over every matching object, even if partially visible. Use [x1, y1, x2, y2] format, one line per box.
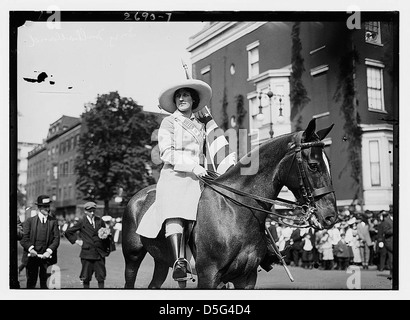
[17, 20, 206, 144]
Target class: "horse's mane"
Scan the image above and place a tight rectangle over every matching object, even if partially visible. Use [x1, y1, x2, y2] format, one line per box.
[216, 131, 297, 181]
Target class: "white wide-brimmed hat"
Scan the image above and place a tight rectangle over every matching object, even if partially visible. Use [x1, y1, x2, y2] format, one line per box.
[158, 79, 212, 113]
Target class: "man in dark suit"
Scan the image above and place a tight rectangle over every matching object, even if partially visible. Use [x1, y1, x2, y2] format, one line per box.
[377, 210, 394, 280]
[20, 195, 60, 289]
[65, 202, 110, 288]
[289, 228, 303, 267]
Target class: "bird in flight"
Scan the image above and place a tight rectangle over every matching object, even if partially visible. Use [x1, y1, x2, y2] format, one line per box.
[23, 71, 50, 83]
[23, 71, 73, 90]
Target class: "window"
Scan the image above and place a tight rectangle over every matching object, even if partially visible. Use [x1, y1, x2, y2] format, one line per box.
[247, 41, 260, 79]
[53, 165, 58, 179]
[311, 70, 328, 115]
[230, 64, 236, 75]
[366, 62, 384, 111]
[63, 161, 69, 176]
[70, 158, 74, 175]
[250, 94, 263, 123]
[365, 21, 381, 44]
[200, 66, 211, 110]
[369, 140, 381, 186]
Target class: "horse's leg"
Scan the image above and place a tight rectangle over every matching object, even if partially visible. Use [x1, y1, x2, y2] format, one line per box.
[124, 249, 147, 289]
[148, 260, 169, 289]
[197, 267, 222, 289]
[244, 269, 258, 289]
[231, 269, 258, 289]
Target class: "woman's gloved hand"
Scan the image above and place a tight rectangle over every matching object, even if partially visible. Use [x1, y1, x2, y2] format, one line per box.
[195, 106, 213, 125]
[193, 165, 208, 177]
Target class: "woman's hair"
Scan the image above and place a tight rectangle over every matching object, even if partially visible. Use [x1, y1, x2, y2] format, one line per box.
[174, 87, 200, 109]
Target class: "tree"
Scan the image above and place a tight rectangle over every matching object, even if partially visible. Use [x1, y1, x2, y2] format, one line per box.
[75, 91, 159, 214]
[334, 47, 363, 207]
[290, 22, 310, 129]
[235, 94, 247, 157]
[221, 57, 229, 131]
[221, 87, 229, 131]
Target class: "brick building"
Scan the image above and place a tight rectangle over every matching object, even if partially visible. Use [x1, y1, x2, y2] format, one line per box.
[187, 19, 397, 212]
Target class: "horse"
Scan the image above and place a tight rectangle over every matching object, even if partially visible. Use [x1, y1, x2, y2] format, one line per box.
[122, 118, 338, 289]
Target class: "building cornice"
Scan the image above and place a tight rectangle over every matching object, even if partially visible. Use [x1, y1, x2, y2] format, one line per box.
[46, 120, 81, 143]
[310, 64, 329, 77]
[187, 22, 267, 64]
[251, 66, 292, 84]
[27, 144, 46, 159]
[359, 123, 393, 132]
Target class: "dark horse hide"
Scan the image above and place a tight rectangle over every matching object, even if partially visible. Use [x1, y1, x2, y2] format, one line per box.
[122, 118, 337, 289]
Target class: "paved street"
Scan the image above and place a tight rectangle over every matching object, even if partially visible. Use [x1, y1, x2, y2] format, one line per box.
[16, 238, 393, 290]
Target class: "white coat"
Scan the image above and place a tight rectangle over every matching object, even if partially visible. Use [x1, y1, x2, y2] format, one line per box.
[136, 110, 205, 238]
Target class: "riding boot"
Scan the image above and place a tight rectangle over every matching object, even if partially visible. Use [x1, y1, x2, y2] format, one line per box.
[167, 233, 187, 280]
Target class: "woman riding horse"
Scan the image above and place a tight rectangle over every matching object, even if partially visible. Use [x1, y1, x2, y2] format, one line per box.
[135, 79, 217, 281]
[124, 116, 337, 289]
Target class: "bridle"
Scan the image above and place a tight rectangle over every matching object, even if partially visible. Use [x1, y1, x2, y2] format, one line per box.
[199, 131, 335, 228]
[288, 131, 334, 213]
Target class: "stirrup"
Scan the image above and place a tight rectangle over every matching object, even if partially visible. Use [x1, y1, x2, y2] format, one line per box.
[172, 258, 194, 282]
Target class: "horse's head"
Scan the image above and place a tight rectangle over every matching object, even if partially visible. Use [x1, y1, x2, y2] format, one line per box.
[275, 118, 338, 230]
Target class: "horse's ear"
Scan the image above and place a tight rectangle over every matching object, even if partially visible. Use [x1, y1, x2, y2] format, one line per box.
[316, 123, 334, 141]
[303, 118, 317, 141]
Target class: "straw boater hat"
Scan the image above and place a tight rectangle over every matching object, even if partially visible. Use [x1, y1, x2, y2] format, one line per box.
[158, 79, 212, 113]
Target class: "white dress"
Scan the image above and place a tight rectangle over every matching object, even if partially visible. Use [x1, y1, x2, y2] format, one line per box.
[136, 110, 205, 238]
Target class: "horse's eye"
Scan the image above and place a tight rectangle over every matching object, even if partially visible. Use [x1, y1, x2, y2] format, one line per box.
[308, 163, 319, 172]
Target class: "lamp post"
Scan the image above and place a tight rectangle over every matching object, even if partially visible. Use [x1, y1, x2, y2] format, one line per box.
[256, 87, 285, 138]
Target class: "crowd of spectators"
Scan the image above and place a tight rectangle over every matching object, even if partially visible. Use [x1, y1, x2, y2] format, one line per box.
[267, 207, 393, 272]
[57, 215, 123, 245]
[20, 206, 392, 276]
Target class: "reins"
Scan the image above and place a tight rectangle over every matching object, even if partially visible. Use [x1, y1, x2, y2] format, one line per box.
[199, 175, 309, 225]
[199, 132, 335, 228]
